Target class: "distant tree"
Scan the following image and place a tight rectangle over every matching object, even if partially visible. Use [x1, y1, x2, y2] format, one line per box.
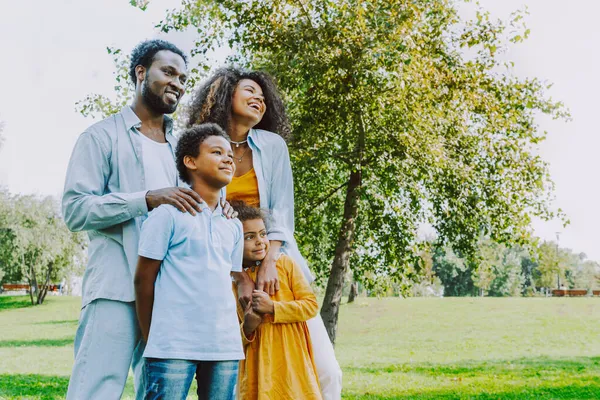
[0, 192, 86, 304]
[520, 250, 537, 293]
[535, 241, 564, 290]
[488, 248, 525, 297]
[433, 245, 476, 296]
[472, 240, 501, 296]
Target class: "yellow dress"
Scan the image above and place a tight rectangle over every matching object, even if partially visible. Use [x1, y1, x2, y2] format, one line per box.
[234, 255, 322, 400]
[226, 168, 260, 207]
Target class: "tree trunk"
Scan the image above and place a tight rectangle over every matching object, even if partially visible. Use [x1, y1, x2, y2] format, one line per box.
[30, 266, 39, 305]
[38, 263, 53, 305]
[348, 281, 358, 303]
[24, 255, 34, 305]
[320, 169, 361, 345]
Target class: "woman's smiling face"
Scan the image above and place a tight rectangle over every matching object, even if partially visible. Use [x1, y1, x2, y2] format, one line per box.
[231, 79, 267, 126]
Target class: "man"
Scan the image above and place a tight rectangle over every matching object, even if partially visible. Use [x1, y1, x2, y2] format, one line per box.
[62, 39, 233, 399]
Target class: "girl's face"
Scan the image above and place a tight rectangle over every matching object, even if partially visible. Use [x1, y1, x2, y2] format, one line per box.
[242, 218, 270, 264]
[231, 79, 266, 126]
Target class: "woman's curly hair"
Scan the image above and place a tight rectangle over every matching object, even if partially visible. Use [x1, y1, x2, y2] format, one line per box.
[186, 67, 291, 140]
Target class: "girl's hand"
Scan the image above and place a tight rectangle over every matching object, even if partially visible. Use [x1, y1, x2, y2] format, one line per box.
[251, 290, 274, 315]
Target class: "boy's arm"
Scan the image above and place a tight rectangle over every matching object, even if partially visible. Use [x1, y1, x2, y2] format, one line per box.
[134, 206, 173, 342]
[234, 283, 261, 346]
[242, 303, 262, 344]
[134, 256, 162, 342]
[232, 271, 254, 309]
[231, 220, 255, 308]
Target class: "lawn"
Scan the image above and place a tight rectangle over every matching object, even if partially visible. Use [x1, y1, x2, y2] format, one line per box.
[1, 295, 599, 399]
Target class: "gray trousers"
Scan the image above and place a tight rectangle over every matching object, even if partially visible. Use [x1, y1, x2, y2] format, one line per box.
[66, 299, 145, 400]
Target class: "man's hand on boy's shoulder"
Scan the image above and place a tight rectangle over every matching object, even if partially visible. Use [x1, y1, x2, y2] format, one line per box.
[144, 188, 237, 219]
[146, 187, 203, 215]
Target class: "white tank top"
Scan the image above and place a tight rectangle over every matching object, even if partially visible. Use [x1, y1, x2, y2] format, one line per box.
[135, 129, 177, 190]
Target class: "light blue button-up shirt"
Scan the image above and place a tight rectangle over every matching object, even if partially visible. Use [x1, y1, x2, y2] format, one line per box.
[236, 128, 313, 283]
[62, 106, 180, 307]
[138, 203, 244, 361]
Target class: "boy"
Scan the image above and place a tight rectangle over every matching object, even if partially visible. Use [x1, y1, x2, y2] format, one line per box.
[232, 201, 322, 400]
[134, 123, 243, 400]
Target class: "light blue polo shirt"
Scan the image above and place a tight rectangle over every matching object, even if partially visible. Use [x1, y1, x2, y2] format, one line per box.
[138, 203, 244, 361]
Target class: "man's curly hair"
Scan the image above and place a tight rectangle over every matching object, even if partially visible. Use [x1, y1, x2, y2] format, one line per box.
[175, 123, 229, 185]
[129, 39, 188, 87]
[185, 67, 291, 139]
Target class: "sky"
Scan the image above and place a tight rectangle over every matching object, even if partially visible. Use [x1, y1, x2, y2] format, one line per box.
[0, 0, 598, 259]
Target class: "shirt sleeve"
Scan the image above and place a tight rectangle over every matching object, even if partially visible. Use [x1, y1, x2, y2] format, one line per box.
[230, 220, 244, 272]
[138, 206, 174, 261]
[267, 138, 295, 245]
[272, 257, 318, 324]
[62, 128, 148, 232]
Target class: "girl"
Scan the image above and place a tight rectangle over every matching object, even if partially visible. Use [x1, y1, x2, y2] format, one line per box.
[187, 68, 342, 399]
[233, 201, 321, 400]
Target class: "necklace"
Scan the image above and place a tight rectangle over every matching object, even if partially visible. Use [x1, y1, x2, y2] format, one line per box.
[230, 139, 248, 148]
[245, 260, 261, 273]
[234, 145, 250, 163]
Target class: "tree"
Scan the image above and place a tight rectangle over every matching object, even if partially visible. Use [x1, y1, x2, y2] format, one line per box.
[432, 245, 476, 296]
[0, 191, 86, 304]
[569, 259, 600, 290]
[488, 247, 525, 297]
[85, 0, 568, 343]
[535, 241, 564, 291]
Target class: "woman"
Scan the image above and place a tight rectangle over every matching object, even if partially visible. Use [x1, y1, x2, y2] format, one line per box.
[186, 68, 342, 400]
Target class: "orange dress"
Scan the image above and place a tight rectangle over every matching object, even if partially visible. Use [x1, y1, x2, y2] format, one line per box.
[226, 168, 260, 207]
[234, 255, 322, 400]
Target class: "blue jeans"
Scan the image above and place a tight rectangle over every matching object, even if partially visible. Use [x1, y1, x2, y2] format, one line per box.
[144, 358, 238, 400]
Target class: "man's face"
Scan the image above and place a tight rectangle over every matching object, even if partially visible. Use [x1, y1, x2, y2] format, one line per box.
[186, 135, 235, 188]
[140, 50, 187, 115]
[242, 218, 270, 264]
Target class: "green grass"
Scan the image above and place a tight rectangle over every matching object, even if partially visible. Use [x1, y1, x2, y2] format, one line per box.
[336, 297, 600, 399]
[1, 296, 599, 399]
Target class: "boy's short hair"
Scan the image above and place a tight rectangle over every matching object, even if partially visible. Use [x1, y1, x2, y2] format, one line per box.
[175, 123, 230, 184]
[230, 201, 267, 225]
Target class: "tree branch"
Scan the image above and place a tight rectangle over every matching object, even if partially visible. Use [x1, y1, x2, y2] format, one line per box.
[294, 0, 316, 30]
[309, 180, 350, 209]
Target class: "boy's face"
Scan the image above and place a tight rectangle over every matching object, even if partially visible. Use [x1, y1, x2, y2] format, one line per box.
[242, 218, 270, 264]
[185, 135, 235, 188]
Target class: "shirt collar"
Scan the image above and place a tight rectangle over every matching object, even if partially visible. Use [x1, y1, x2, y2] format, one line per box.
[247, 129, 259, 150]
[121, 105, 174, 135]
[198, 200, 224, 215]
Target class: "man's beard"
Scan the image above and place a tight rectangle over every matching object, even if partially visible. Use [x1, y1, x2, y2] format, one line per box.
[141, 75, 178, 115]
